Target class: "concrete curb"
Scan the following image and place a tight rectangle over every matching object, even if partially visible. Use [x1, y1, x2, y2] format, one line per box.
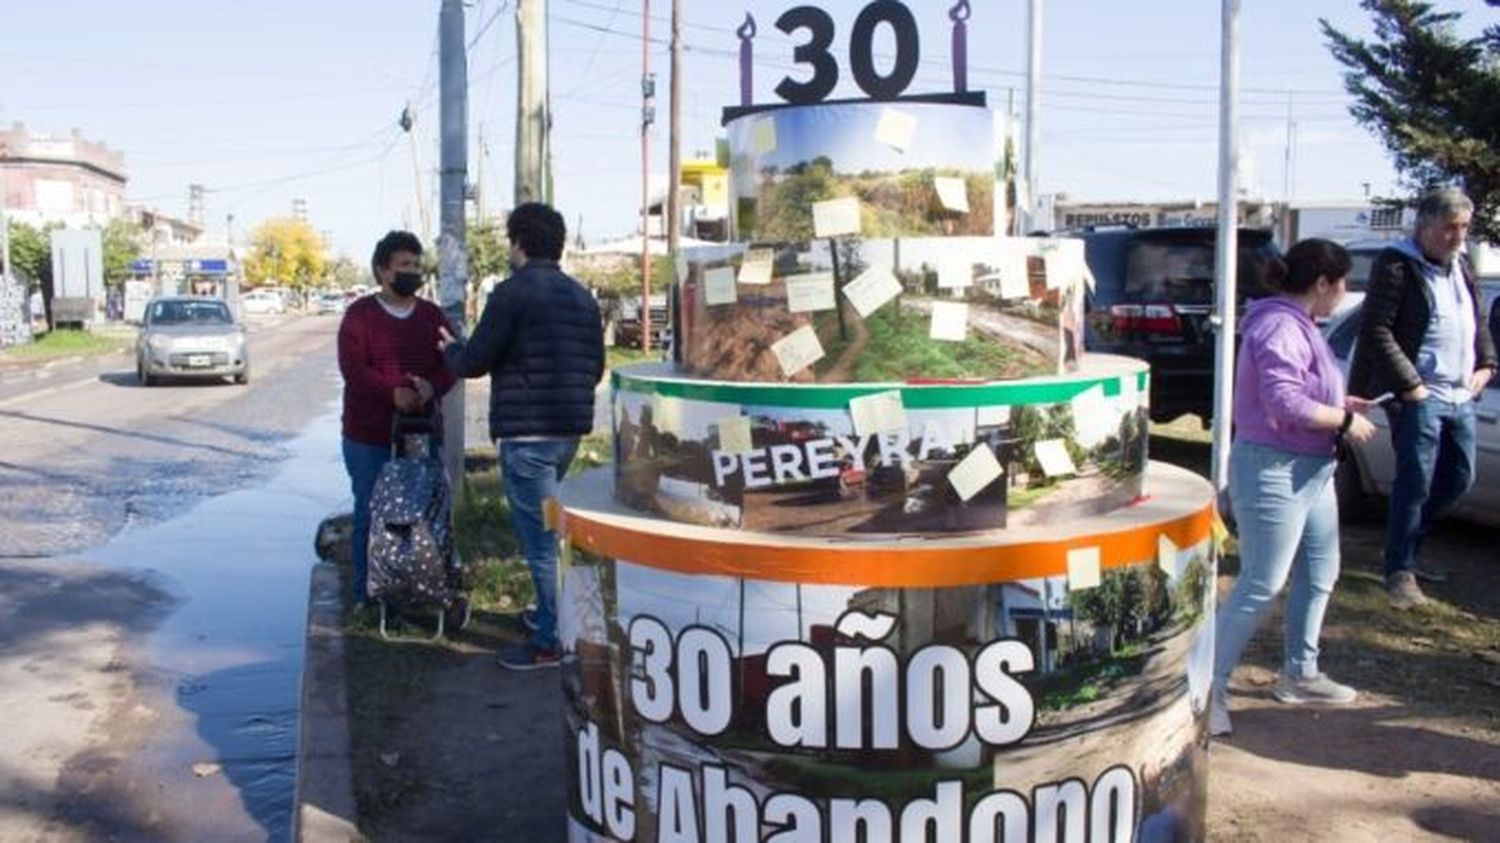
[294, 562, 365, 842]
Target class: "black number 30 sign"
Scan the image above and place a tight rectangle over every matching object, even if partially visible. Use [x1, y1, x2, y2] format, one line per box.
[775, 2, 921, 104]
[729, 1, 978, 120]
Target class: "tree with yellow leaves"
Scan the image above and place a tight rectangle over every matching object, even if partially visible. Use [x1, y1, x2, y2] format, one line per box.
[242, 217, 327, 292]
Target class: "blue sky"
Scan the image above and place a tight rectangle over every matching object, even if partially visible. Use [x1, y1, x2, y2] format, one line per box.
[2, 1, 1492, 259]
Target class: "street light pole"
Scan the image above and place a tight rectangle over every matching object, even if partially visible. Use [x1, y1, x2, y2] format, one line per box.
[1210, 0, 1242, 497]
[641, 0, 655, 353]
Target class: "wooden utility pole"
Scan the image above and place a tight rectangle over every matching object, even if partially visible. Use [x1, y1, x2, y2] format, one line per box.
[439, 0, 468, 495]
[515, 0, 550, 205]
[666, 0, 683, 257]
[640, 0, 655, 352]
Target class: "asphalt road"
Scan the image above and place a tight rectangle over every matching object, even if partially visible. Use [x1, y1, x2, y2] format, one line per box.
[0, 313, 346, 842]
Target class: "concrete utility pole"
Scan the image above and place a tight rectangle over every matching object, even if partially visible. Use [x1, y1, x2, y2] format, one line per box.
[1210, 0, 1242, 497]
[640, 0, 655, 353]
[666, 0, 683, 257]
[515, 0, 550, 205]
[439, 0, 469, 497]
[1023, 0, 1042, 233]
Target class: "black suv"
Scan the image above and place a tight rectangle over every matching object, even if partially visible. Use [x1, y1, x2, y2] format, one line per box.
[1077, 226, 1281, 423]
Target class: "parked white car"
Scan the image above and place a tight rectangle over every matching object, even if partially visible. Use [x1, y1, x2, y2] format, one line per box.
[1323, 279, 1500, 526]
[241, 289, 285, 315]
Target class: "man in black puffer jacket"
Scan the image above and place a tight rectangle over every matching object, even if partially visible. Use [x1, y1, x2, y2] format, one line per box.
[440, 202, 604, 670]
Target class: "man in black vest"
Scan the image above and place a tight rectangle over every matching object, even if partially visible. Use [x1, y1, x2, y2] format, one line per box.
[1349, 187, 1496, 609]
[440, 202, 605, 668]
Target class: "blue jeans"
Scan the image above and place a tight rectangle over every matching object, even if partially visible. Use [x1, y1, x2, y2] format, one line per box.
[343, 436, 443, 603]
[1385, 399, 1476, 579]
[1215, 441, 1340, 685]
[343, 438, 392, 604]
[501, 438, 579, 652]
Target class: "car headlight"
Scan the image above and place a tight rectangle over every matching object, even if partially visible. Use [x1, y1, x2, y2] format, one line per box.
[149, 335, 171, 351]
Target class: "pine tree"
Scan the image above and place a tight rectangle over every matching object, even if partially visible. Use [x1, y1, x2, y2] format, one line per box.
[1322, 1, 1500, 239]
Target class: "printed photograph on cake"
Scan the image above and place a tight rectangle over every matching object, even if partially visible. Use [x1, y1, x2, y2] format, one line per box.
[727, 102, 995, 241]
[558, 539, 1214, 843]
[675, 237, 1086, 385]
[612, 388, 1012, 535]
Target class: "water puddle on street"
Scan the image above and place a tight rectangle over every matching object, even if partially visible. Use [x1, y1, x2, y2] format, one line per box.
[85, 407, 347, 842]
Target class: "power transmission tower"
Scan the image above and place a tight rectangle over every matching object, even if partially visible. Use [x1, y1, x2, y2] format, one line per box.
[188, 184, 205, 228]
[439, 0, 469, 499]
[292, 198, 308, 222]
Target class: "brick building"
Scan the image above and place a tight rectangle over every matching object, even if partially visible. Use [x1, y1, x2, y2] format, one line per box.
[0, 122, 127, 228]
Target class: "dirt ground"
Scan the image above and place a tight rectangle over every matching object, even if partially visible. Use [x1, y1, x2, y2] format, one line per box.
[342, 429, 1499, 841]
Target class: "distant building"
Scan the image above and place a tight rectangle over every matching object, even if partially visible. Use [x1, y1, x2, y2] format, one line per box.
[0, 122, 127, 228]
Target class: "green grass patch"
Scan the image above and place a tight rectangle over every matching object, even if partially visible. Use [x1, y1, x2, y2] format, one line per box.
[1, 328, 132, 361]
[454, 432, 613, 613]
[607, 346, 656, 371]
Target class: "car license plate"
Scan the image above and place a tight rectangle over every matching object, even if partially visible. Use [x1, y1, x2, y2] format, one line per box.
[187, 354, 211, 367]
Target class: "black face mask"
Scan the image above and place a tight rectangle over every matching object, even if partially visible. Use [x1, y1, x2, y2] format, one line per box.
[390, 271, 422, 298]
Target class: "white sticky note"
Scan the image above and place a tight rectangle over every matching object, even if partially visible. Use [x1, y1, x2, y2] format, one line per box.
[929, 301, 969, 342]
[1035, 438, 1078, 478]
[1041, 239, 1086, 291]
[717, 415, 753, 454]
[934, 176, 970, 214]
[994, 240, 1033, 300]
[1067, 546, 1102, 590]
[948, 444, 1003, 502]
[784, 272, 836, 313]
[1070, 384, 1114, 445]
[842, 264, 903, 318]
[770, 325, 825, 378]
[1157, 534, 1179, 576]
[658, 475, 702, 499]
[1120, 373, 1141, 408]
[849, 391, 907, 437]
[751, 118, 777, 155]
[813, 197, 862, 239]
[704, 266, 738, 306]
[738, 248, 775, 285]
[653, 394, 683, 435]
[875, 108, 918, 153]
[937, 255, 972, 290]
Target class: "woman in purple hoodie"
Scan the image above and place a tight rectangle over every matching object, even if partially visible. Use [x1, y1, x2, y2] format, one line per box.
[1210, 239, 1378, 737]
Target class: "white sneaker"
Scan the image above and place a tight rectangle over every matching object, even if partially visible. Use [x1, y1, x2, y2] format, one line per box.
[1209, 693, 1232, 737]
[1273, 673, 1357, 705]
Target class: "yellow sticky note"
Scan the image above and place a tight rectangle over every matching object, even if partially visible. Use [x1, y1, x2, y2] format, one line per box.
[770, 325, 825, 378]
[751, 118, 777, 155]
[716, 415, 753, 454]
[929, 301, 969, 342]
[1158, 534, 1179, 576]
[934, 176, 970, 214]
[849, 391, 907, 437]
[1067, 546, 1102, 590]
[948, 444, 1003, 502]
[875, 108, 917, 152]
[653, 394, 683, 435]
[738, 248, 775, 285]
[842, 264, 903, 318]
[812, 197, 861, 239]
[1034, 438, 1078, 478]
[704, 266, 737, 306]
[784, 272, 837, 313]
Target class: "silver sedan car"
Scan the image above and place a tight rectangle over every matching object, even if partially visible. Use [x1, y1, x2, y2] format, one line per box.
[1323, 279, 1499, 526]
[136, 296, 250, 386]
